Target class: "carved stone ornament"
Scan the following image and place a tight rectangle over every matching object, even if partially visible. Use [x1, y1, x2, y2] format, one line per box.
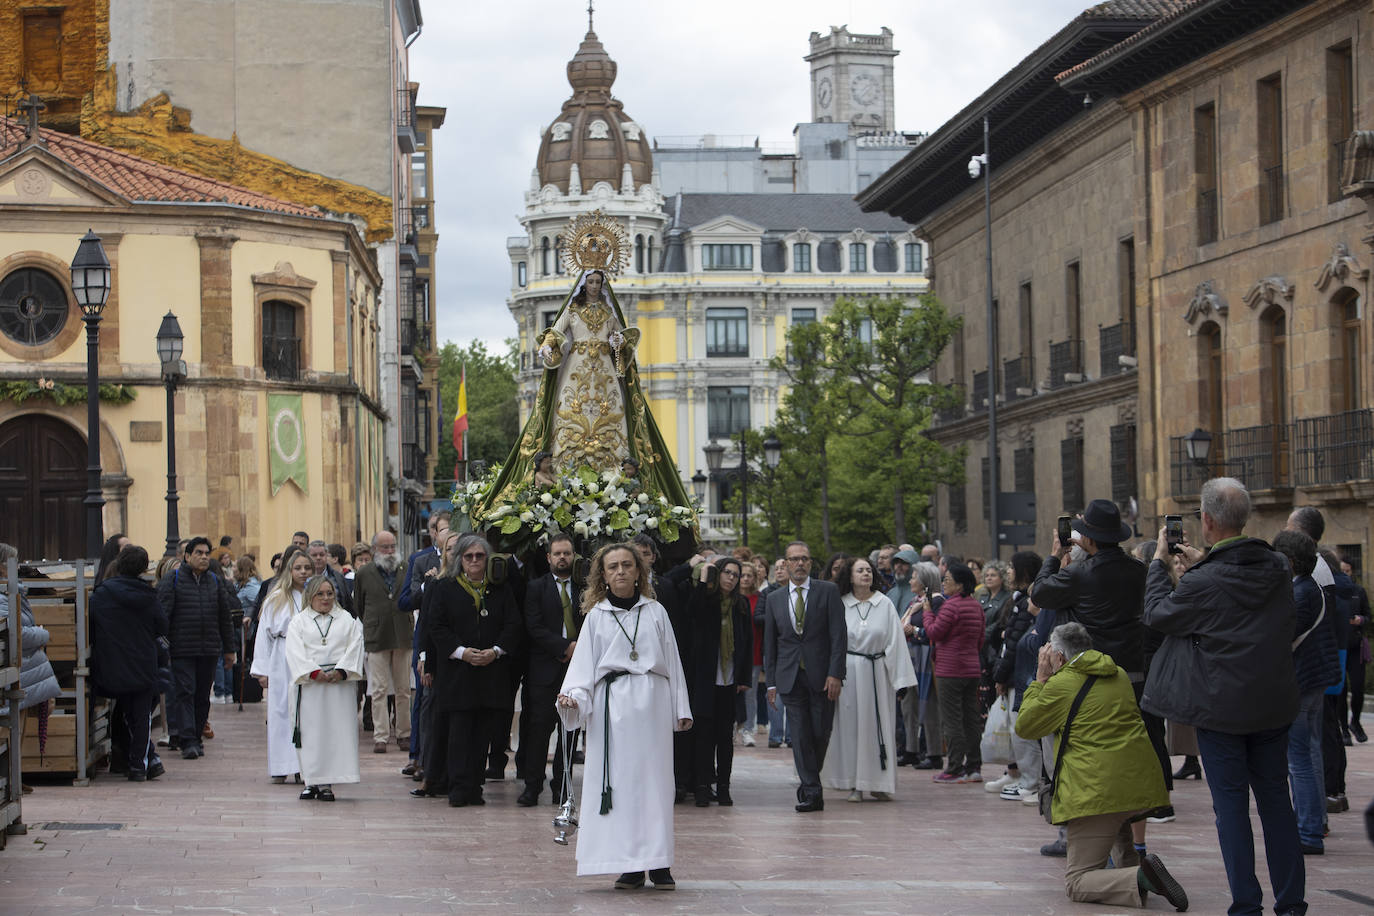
[1243, 275, 1294, 311]
[251, 261, 316, 291]
[587, 119, 610, 139]
[1066, 417, 1084, 438]
[1016, 424, 1034, 447]
[1314, 242, 1368, 292]
[550, 122, 572, 142]
[1183, 281, 1227, 324]
[1117, 401, 1137, 425]
[621, 121, 641, 141]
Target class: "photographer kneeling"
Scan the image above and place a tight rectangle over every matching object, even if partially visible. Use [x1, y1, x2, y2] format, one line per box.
[1016, 623, 1188, 911]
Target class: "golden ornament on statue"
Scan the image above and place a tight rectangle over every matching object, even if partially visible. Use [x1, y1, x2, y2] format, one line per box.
[561, 210, 631, 276]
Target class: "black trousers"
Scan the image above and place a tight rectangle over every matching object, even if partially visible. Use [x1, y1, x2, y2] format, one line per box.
[171, 655, 217, 748]
[782, 681, 835, 802]
[424, 700, 450, 794]
[694, 685, 737, 790]
[447, 707, 506, 803]
[1135, 681, 1173, 792]
[1322, 693, 1347, 796]
[112, 690, 156, 774]
[1338, 649, 1366, 728]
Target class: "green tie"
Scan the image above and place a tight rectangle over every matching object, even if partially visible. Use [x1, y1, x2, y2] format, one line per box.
[560, 579, 576, 639]
[793, 587, 805, 631]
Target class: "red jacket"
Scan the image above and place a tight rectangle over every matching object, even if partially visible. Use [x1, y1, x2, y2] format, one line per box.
[924, 594, 985, 678]
[746, 592, 763, 666]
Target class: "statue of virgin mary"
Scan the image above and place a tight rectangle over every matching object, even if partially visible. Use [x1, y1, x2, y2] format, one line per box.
[476, 212, 691, 516]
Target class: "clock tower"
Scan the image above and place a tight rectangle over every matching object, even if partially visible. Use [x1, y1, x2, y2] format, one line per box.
[805, 26, 899, 133]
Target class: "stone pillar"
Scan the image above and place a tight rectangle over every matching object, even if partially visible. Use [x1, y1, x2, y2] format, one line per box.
[98, 233, 123, 375]
[194, 232, 243, 543]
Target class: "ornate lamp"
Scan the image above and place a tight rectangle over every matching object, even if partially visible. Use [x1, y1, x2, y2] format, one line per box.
[156, 312, 186, 557]
[763, 435, 782, 470]
[1183, 428, 1213, 466]
[71, 230, 110, 560]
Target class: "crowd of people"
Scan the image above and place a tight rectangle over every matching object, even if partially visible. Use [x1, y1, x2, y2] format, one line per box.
[7, 473, 1370, 910]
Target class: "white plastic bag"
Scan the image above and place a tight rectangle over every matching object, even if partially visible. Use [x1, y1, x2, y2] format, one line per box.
[979, 696, 1014, 765]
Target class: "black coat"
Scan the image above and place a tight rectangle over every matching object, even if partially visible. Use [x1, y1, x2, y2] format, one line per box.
[90, 576, 167, 696]
[427, 577, 523, 713]
[992, 591, 1034, 687]
[156, 566, 235, 658]
[1292, 575, 1342, 693]
[524, 573, 582, 689]
[1141, 538, 1299, 733]
[683, 581, 752, 717]
[1032, 545, 1145, 673]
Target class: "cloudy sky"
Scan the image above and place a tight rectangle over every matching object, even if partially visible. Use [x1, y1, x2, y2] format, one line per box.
[410, 0, 1097, 351]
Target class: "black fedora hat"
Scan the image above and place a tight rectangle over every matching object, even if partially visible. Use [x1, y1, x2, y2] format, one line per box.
[1071, 499, 1132, 544]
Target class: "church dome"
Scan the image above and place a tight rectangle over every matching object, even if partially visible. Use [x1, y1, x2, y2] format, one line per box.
[535, 28, 653, 194]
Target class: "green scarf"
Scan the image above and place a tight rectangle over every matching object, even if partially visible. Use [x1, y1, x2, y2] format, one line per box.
[456, 574, 486, 612]
[719, 592, 735, 678]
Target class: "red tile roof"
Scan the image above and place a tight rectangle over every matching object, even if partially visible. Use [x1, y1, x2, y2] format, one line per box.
[0, 117, 324, 219]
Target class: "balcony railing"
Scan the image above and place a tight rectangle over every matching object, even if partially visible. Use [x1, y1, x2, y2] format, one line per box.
[412, 204, 430, 230]
[1221, 423, 1288, 491]
[396, 88, 417, 154]
[1099, 322, 1136, 377]
[1003, 356, 1034, 403]
[1260, 164, 1283, 224]
[1197, 188, 1218, 244]
[1294, 409, 1374, 486]
[972, 370, 988, 412]
[1047, 339, 1083, 389]
[1331, 138, 1351, 202]
[263, 334, 300, 381]
[1169, 435, 1224, 500]
[398, 208, 418, 261]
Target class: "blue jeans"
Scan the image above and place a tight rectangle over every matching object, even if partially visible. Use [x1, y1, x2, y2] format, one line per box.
[1197, 726, 1306, 915]
[1287, 689, 1326, 848]
[211, 656, 230, 698]
[768, 694, 792, 745]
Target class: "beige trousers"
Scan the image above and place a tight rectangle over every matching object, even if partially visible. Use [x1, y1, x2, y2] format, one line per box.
[1064, 810, 1145, 908]
[366, 649, 412, 743]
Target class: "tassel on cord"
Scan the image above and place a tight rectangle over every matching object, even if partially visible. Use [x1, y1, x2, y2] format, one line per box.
[600, 788, 613, 815]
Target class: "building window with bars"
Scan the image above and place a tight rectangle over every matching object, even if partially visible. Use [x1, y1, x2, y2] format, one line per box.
[1013, 446, 1035, 494]
[707, 386, 750, 438]
[949, 484, 967, 534]
[1109, 423, 1136, 505]
[1061, 436, 1085, 514]
[262, 300, 301, 381]
[706, 307, 749, 357]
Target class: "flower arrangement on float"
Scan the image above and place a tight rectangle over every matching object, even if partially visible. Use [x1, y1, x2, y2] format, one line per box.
[454, 464, 698, 556]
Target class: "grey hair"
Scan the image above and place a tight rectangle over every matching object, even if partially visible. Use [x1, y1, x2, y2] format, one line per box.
[1049, 622, 1093, 661]
[913, 561, 941, 595]
[443, 533, 492, 578]
[370, 530, 396, 549]
[307, 539, 327, 549]
[1201, 477, 1250, 532]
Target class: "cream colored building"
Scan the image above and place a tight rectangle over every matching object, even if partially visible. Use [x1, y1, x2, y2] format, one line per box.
[0, 119, 386, 561]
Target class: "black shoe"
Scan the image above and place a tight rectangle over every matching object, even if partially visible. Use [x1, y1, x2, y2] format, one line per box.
[694, 786, 711, 807]
[1171, 756, 1202, 780]
[1040, 839, 1067, 857]
[914, 756, 942, 770]
[484, 767, 504, 780]
[146, 762, 165, 780]
[127, 771, 147, 782]
[648, 868, 675, 890]
[181, 746, 200, 760]
[167, 739, 180, 751]
[795, 798, 823, 812]
[674, 787, 688, 804]
[109, 759, 129, 775]
[300, 786, 319, 800]
[716, 786, 733, 806]
[317, 788, 336, 802]
[410, 787, 437, 798]
[613, 871, 645, 890]
[470, 794, 486, 806]
[1300, 843, 1324, 855]
[517, 787, 539, 807]
[1140, 853, 1189, 911]
[767, 740, 781, 748]
[1352, 721, 1368, 742]
[1343, 730, 1354, 747]
[447, 795, 468, 807]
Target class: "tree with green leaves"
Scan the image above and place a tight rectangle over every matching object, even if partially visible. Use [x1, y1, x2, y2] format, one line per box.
[435, 339, 520, 487]
[767, 319, 837, 554]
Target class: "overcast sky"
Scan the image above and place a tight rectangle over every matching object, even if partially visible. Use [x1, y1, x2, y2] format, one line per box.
[410, 0, 1096, 351]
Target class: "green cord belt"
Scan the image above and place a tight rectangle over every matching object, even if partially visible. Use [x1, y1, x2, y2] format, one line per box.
[847, 650, 887, 770]
[598, 670, 631, 814]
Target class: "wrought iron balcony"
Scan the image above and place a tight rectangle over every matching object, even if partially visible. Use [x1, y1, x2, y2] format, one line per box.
[1099, 322, 1136, 377]
[1294, 409, 1374, 486]
[396, 88, 417, 154]
[1047, 339, 1083, 389]
[263, 334, 300, 381]
[1169, 434, 1223, 500]
[1003, 356, 1034, 403]
[1221, 423, 1288, 492]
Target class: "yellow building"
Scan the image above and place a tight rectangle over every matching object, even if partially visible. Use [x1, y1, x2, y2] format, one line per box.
[0, 117, 386, 561]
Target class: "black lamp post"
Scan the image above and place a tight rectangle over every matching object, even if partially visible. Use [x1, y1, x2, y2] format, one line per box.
[71, 230, 110, 560]
[969, 116, 999, 560]
[691, 470, 707, 506]
[157, 312, 186, 558]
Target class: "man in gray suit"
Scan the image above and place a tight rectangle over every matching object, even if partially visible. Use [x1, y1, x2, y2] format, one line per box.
[765, 540, 847, 811]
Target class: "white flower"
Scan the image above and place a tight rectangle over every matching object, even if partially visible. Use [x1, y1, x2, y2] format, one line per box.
[519, 510, 534, 523]
[637, 493, 649, 504]
[574, 522, 589, 536]
[540, 492, 554, 505]
[488, 505, 512, 520]
[602, 469, 619, 484]
[659, 495, 669, 506]
[588, 482, 600, 494]
[646, 517, 659, 529]
[603, 486, 627, 504]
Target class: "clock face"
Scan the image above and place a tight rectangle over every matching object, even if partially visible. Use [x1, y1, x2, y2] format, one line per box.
[816, 77, 832, 109]
[851, 73, 879, 107]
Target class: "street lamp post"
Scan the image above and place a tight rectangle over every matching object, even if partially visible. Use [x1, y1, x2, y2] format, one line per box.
[762, 435, 782, 555]
[70, 231, 110, 560]
[156, 312, 186, 558]
[691, 470, 707, 507]
[968, 116, 999, 561]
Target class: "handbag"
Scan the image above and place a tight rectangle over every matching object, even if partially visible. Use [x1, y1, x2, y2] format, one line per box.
[1038, 674, 1098, 825]
[979, 695, 1014, 765]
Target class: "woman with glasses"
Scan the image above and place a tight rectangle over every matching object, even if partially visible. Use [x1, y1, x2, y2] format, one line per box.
[684, 556, 753, 806]
[426, 534, 522, 807]
[926, 561, 986, 783]
[284, 575, 365, 801]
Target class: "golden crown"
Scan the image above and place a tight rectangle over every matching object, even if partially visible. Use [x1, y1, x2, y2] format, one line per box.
[561, 210, 631, 276]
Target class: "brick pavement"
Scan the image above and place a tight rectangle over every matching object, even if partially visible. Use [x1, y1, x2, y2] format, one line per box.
[1, 706, 1371, 914]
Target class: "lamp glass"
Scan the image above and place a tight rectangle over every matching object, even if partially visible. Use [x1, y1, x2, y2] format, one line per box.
[70, 231, 111, 315]
[156, 311, 184, 365]
[691, 471, 707, 503]
[703, 440, 725, 472]
[1183, 428, 1212, 462]
[763, 436, 782, 469]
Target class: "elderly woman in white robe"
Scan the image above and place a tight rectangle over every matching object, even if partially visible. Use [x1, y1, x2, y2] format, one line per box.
[285, 574, 365, 802]
[250, 550, 312, 782]
[823, 557, 917, 800]
[558, 543, 692, 891]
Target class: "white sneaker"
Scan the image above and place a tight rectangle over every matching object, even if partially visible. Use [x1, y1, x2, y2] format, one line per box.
[1022, 786, 1043, 806]
[1000, 785, 1023, 800]
[847, 789, 862, 802]
[985, 772, 1016, 793]
[741, 732, 756, 747]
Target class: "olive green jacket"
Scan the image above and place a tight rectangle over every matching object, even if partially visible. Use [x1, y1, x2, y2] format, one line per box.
[1015, 649, 1167, 824]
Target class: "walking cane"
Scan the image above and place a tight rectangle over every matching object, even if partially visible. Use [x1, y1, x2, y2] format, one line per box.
[237, 617, 246, 712]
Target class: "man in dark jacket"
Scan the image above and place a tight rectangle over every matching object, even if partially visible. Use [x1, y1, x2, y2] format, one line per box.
[354, 530, 412, 754]
[91, 544, 168, 781]
[519, 533, 581, 807]
[1142, 477, 1305, 916]
[157, 536, 236, 760]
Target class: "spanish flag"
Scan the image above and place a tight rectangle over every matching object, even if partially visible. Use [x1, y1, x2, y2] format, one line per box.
[452, 364, 468, 461]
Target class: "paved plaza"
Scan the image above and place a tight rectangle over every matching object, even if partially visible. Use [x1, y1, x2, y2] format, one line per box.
[1, 707, 1371, 915]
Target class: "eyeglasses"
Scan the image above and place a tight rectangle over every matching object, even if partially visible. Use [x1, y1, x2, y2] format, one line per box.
[786, 556, 810, 563]
[462, 552, 487, 560]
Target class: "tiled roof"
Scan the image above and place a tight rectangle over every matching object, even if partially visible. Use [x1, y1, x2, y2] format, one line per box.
[676, 193, 911, 234]
[1082, 0, 1186, 18]
[0, 117, 323, 219]
[1059, 0, 1206, 81]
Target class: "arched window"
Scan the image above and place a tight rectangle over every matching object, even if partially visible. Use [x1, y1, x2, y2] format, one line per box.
[540, 237, 550, 276]
[554, 236, 564, 275]
[1198, 321, 1223, 431]
[1333, 288, 1362, 412]
[1260, 305, 1288, 429]
[262, 300, 302, 380]
[635, 234, 645, 273]
[646, 237, 655, 273]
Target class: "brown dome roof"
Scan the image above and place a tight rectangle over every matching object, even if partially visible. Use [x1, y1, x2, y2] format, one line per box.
[535, 29, 653, 194]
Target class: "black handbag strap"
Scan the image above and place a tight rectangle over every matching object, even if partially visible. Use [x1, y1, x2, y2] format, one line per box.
[1048, 674, 1098, 800]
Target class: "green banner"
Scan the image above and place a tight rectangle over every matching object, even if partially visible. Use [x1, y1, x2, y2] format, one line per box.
[268, 393, 308, 495]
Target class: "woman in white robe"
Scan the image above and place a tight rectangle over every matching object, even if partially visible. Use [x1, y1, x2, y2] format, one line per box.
[249, 551, 312, 781]
[823, 557, 917, 800]
[285, 574, 366, 801]
[558, 543, 692, 890]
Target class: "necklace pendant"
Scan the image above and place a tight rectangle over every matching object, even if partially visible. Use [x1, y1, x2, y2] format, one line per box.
[479, 609, 489, 617]
[321, 637, 327, 644]
[630, 650, 639, 661]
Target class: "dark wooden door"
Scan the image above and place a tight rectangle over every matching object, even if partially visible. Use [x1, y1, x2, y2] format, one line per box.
[0, 414, 86, 561]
